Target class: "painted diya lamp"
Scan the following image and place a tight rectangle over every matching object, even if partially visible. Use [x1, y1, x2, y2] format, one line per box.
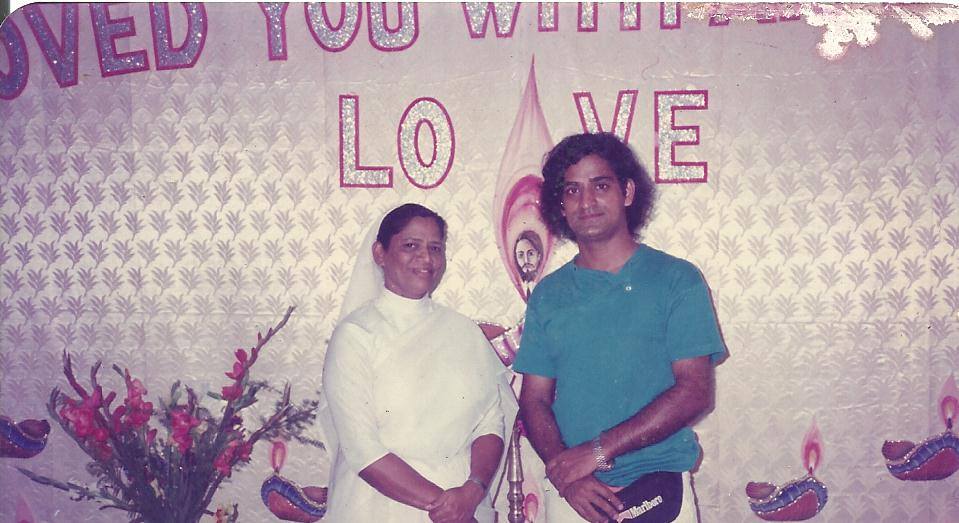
[261, 440, 328, 522]
[882, 373, 959, 481]
[0, 415, 50, 459]
[746, 419, 828, 521]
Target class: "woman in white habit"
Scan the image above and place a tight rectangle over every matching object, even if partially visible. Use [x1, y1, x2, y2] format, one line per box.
[321, 203, 517, 522]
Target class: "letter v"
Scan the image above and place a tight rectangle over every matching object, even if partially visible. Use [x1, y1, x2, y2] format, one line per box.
[23, 4, 79, 88]
[573, 89, 638, 142]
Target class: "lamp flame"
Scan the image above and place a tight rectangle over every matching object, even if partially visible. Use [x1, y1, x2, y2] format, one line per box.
[801, 418, 823, 475]
[271, 439, 287, 473]
[939, 373, 958, 430]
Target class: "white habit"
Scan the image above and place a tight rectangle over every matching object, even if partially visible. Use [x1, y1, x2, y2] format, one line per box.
[322, 289, 515, 522]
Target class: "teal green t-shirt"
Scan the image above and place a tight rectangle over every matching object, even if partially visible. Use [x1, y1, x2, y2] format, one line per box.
[513, 244, 725, 486]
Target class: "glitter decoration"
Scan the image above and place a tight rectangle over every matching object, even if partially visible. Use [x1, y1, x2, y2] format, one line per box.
[397, 97, 454, 189]
[538, 2, 557, 32]
[0, 19, 29, 101]
[573, 90, 637, 141]
[305, 2, 361, 52]
[620, 2, 641, 31]
[709, 13, 731, 27]
[756, 5, 778, 24]
[578, 2, 597, 32]
[339, 95, 392, 188]
[573, 93, 601, 133]
[22, 4, 79, 88]
[367, 2, 418, 51]
[89, 3, 150, 77]
[660, 2, 681, 29]
[612, 89, 638, 141]
[150, 3, 206, 71]
[259, 3, 290, 60]
[654, 90, 708, 183]
[462, 2, 518, 38]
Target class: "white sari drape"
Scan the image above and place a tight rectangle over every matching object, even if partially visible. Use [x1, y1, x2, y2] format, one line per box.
[321, 289, 516, 522]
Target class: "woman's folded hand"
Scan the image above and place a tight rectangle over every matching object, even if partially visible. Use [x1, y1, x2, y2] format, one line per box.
[426, 482, 484, 523]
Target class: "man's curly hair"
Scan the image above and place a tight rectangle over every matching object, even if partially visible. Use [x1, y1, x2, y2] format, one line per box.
[540, 133, 656, 241]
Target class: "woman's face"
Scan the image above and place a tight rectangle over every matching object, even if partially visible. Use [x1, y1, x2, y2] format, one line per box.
[373, 216, 447, 299]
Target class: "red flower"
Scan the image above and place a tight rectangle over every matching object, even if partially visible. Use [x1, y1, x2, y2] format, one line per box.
[60, 396, 113, 459]
[221, 383, 243, 401]
[108, 373, 154, 433]
[61, 403, 95, 438]
[169, 408, 200, 453]
[213, 438, 253, 476]
[225, 349, 248, 380]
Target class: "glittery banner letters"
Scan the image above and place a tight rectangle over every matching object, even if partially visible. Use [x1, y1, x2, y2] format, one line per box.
[259, 3, 290, 60]
[90, 3, 151, 77]
[462, 2, 520, 38]
[573, 90, 638, 142]
[367, 3, 418, 51]
[0, 20, 28, 100]
[339, 94, 393, 188]
[340, 95, 455, 189]
[655, 90, 708, 183]
[305, 2, 362, 52]
[150, 3, 207, 71]
[22, 4, 79, 89]
[397, 98, 455, 189]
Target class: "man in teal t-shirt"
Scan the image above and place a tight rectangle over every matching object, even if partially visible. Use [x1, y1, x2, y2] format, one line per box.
[513, 133, 725, 523]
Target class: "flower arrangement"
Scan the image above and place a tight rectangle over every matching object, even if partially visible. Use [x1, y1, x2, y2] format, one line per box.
[18, 307, 319, 523]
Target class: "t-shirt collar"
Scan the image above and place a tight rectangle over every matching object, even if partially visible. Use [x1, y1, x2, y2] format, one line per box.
[571, 243, 646, 278]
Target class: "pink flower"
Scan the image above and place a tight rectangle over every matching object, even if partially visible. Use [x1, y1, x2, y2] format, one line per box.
[221, 383, 243, 401]
[108, 373, 154, 433]
[214, 438, 253, 476]
[59, 394, 113, 458]
[125, 398, 153, 428]
[225, 349, 248, 380]
[61, 404, 94, 438]
[169, 408, 200, 453]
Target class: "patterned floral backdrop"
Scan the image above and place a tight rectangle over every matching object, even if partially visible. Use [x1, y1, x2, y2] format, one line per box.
[2, 3, 959, 522]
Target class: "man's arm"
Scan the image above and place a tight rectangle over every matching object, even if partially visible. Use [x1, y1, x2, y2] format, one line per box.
[519, 374, 623, 522]
[359, 454, 444, 510]
[545, 356, 714, 492]
[517, 374, 566, 463]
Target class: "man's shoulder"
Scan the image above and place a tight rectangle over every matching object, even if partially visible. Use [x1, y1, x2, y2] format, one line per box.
[636, 244, 703, 282]
[527, 261, 576, 303]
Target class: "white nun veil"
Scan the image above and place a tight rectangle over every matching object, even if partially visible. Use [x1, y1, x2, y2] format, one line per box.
[318, 217, 383, 479]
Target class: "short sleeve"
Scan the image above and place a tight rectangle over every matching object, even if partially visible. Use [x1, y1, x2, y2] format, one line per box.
[511, 291, 557, 378]
[665, 267, 726, 364]
[321, 322, 390, 471]
[470, 386, 505, 441]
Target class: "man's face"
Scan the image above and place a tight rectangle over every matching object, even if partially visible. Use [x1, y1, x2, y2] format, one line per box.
[561, 154, 635, 243]
[514, 237, 541, 281]
[373, 216, 447, 299]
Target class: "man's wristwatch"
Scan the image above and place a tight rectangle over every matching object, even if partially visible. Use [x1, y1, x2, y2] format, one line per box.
[592, 434, 615, 471]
